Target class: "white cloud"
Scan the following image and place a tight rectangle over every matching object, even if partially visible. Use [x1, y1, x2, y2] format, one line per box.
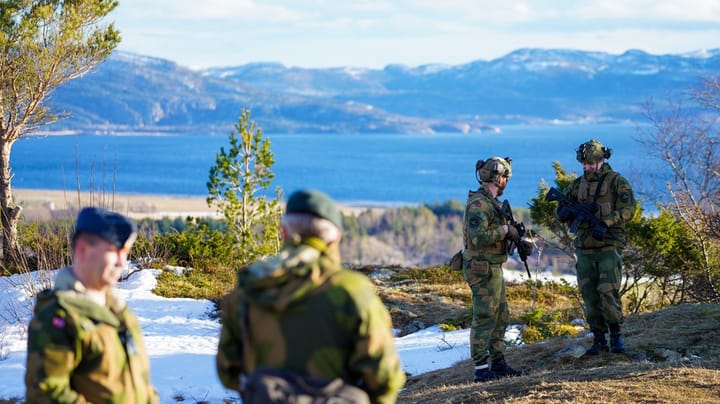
[111, 0, 720, 68]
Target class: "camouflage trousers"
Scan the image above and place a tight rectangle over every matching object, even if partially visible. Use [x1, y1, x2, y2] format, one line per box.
[463, 260, 508, 362]
[575, 247, 624, 333]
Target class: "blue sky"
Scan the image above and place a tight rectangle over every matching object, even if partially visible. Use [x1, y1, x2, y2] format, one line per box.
[112, 0, 720, 69]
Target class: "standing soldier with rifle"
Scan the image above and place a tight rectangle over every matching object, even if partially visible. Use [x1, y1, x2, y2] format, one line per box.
[462, 156, 534, 382]
[551, 139, 636, 356]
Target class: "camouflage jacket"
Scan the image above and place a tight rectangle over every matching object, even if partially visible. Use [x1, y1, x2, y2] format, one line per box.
[25, 267, 158, 404]
[563, 163, 636, 249]
[462, 187, 509, 265]
[216, 237, 406, 404]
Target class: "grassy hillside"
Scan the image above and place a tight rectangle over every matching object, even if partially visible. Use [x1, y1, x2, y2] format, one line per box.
[385, 271, 720, 403]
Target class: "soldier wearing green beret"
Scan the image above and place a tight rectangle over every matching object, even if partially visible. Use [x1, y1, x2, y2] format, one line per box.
[556, 139, 636, 356]
[462, 157, 532, 382]
[216, 189, 406, 404]
[25, 207, 158, 403]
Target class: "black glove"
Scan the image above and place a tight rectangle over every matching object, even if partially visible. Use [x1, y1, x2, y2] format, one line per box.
[556, 204, 576, 223]
[505, 224, 520, 242]
[518, 238, 534, 258]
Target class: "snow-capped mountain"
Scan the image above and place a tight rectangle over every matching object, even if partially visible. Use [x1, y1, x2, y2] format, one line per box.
[47, 48, 720, 134]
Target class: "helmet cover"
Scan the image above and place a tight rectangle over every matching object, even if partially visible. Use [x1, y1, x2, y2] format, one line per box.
[576, 139, 612, 163]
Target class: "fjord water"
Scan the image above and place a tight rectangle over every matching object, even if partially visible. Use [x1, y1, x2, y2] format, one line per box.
[13, 124, 650, 207]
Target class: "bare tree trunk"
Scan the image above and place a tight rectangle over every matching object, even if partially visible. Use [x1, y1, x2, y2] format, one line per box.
[0, 139, 22, 266]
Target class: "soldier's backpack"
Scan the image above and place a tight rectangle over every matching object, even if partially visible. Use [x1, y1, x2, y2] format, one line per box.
[448, 249, 463, 271]
[237, 300, 371, 404]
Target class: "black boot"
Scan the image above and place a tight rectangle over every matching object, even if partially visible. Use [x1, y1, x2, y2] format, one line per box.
[473, 358, 497, 382]
[489, 356, 524, 378]
[609, 323, 625, 353]
[585, 330, 610, 356]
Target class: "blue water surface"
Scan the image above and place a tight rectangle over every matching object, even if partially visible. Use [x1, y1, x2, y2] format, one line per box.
[11, 124, 656, 207]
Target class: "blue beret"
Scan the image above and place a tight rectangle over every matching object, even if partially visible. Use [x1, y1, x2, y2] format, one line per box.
[286, 189, 343, 231]
[74, 207, 137, 249]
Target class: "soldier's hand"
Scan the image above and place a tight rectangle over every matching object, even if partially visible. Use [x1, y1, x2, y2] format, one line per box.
[556, 204, 576, 223]
[518, 238, 534, 258]
[505, 224, 520, 242]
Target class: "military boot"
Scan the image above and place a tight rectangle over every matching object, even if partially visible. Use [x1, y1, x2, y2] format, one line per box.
[473, 358, 497, 382]
[489, 356, 524, 378]
[585, 330, 610, 356]
[609, 323, 625, 353]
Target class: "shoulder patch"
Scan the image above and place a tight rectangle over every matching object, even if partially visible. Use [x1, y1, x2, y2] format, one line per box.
[51, 315, 66, 329]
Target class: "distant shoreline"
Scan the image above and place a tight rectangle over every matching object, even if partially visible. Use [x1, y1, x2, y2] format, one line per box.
[13, 188, 390, 220]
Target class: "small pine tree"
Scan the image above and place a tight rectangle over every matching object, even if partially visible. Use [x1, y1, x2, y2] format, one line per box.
[206, 110, 282, 265]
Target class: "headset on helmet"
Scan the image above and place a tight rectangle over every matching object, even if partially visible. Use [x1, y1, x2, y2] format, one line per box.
[476, 156, 512, 184]
[576, 139, 611, 163]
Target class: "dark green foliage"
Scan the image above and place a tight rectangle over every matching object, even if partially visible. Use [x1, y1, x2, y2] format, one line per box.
[135, 216, 225, 235]
[625, 209, 701, 279]
[151, 219, 238, 271]
[424, 199, 464, 217]
[9, 220, 74, 274]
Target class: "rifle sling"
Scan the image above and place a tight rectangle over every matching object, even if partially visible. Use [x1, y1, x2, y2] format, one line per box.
[592, 173, 608, 210]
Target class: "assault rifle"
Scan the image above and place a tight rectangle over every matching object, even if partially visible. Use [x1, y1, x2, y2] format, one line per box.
[500, 200, 532, 279]
[545, 187, 626, 246]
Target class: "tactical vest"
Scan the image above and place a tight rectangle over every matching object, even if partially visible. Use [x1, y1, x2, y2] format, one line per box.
[463, 189, 508, 264]
[573, 170, 619, 249]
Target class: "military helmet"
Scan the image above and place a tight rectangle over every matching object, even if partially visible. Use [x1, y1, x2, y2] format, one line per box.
[576, 139, 612, 163]
[476, 156, 512, 184]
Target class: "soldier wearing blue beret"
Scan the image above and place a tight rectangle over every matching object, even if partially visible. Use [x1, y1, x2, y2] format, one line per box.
[25, 207, 158, 403]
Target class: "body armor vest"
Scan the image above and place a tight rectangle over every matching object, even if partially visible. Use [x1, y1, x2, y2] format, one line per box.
[573, 170, 619, 249]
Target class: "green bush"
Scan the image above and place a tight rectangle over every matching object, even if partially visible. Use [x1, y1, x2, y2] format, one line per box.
[9, 221, 73, 274]
[153, 219, 239, 271]
[519, 307, 583, 343]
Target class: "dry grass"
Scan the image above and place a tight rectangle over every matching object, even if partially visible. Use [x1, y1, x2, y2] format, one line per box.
[398, 304, 720, 403]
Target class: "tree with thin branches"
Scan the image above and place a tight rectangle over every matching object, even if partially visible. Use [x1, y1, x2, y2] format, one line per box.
[637, 76, 720, 302]
[0, 0, 120, 265]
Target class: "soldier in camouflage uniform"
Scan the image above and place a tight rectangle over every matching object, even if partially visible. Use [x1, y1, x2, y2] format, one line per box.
[25, 207, 158, 403]
[556, 139, 636, 355]
[216, 189, 405, 404]
[462, 157, 533, 382]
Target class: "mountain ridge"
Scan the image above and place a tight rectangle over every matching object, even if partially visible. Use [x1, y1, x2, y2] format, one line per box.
[45, 48, 720, 134]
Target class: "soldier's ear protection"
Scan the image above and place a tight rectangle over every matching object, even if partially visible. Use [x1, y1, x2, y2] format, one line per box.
[475, 156, 512, 182]
[475, 159, 485, 183]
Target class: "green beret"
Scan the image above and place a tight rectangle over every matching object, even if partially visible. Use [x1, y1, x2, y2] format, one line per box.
[286, 189, 343, 231]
